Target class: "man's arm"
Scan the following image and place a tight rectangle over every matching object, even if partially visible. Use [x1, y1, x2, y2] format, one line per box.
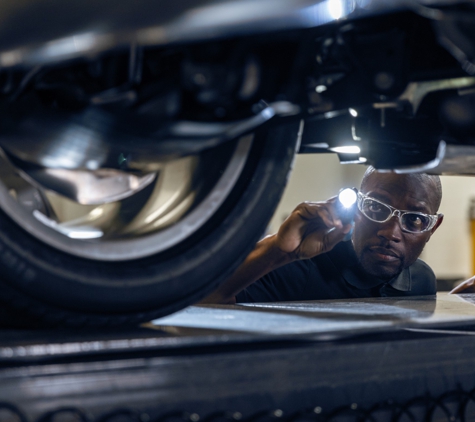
[200, 234, 290, 304]
[200, 198, 352, 304]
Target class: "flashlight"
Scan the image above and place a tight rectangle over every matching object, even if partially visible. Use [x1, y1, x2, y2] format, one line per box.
[337, 187, 358, 240]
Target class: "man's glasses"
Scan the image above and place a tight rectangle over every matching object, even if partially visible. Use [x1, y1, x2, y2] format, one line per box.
[357, 192, 440, 234]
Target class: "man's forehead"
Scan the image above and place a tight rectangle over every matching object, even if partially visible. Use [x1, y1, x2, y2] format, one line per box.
[361, 172, 437, 210]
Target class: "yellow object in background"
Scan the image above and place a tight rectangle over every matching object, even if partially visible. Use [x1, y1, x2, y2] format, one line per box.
[471, 198, 475, 275]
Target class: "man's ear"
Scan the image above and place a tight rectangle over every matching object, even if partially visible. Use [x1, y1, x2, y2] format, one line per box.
[427, 213, 444, 241]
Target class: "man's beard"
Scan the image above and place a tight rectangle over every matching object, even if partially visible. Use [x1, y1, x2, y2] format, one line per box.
[357, 248, 405, 281]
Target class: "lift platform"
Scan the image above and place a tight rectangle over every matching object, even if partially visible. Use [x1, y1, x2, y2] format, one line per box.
[2, 293, 475, 421]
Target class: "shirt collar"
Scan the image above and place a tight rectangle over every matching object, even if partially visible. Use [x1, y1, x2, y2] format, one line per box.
[388, 268, 412, 291]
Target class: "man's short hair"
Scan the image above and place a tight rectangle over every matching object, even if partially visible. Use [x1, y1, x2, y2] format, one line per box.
[360, 166, 442, 212]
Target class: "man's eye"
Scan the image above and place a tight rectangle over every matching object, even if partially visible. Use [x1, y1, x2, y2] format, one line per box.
[368, 202, 383, 212]
[404, 214, 431, 232]
[407, 214, 423, 226]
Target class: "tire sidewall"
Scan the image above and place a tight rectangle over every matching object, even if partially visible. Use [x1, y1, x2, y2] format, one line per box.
[0, 121, 301, 322]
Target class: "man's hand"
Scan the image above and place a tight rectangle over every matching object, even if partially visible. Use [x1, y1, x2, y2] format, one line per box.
[273, 197, 353, 261]
[450, 276, 475, 294]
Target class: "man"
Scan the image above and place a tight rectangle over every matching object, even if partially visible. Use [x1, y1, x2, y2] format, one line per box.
[203, 167, 444, 304]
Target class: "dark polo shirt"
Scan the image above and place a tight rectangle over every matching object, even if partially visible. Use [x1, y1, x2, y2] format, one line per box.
[235, 240, 436, 303]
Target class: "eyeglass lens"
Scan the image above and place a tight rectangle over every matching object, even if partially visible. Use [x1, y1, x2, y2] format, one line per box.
[360, 197, 432, 232]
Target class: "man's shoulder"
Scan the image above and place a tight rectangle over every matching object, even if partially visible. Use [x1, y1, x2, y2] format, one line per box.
[408, 258, 437, 295]
[411, 259, 437, 294]
[412, 258, 435, 275]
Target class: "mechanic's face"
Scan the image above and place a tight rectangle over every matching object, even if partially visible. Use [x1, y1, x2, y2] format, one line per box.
[352, 172, 443, 280]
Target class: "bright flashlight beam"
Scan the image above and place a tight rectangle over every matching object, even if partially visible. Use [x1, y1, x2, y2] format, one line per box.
[338, 188, 357, 208]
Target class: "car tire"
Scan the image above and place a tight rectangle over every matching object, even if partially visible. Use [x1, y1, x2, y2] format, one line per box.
[0, 120, 301, 328]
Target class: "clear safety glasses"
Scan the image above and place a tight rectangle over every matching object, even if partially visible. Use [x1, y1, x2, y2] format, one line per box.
[357, 192, 440, 234]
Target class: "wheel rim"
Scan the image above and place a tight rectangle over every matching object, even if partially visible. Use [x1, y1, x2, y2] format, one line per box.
[0, 135, 253, 261]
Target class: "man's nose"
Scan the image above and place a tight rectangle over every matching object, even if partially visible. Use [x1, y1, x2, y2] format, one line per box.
[377, 216, 403, 242]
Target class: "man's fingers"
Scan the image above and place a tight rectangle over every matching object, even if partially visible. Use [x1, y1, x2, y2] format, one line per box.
[323, 225, 350, 251]
[297, 224, 350, 259]
[278, 198, 350, 259]
[342, 222, 353, 234]
[450, 277, 475, 294]
[296, 201, 343, 230]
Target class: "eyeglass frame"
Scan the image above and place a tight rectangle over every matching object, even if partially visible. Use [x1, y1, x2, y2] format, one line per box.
[356, 192, 441, 234]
